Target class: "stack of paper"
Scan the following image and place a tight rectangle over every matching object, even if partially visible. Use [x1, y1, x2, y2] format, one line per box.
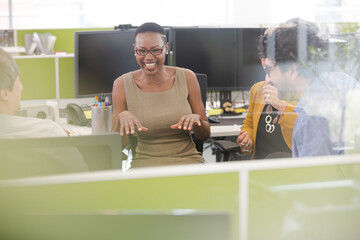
[24, 32, 57, 55]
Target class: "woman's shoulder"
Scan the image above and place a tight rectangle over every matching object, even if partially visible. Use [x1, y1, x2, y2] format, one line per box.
[253, 81, 267, 88]
[164, 65, 178, 75]
[171, 67, 196, 82]
[251, 81, 267, 91]
[114, 70, 140, 85]
[174, 66, 195, 75]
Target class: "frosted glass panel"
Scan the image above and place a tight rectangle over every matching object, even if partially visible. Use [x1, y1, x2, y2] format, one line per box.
[249, 164, 360, 240]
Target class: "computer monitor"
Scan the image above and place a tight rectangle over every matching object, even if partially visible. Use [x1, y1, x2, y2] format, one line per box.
[74, 30, 139, 98]
[171, 28, 238, 90]
[170, 28, 266, 91]
[237, 28, 266, 89]
[75, 28, 265, 98]
[74, 29, 172, 98]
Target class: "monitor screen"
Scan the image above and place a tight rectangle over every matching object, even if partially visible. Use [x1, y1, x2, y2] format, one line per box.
[171, 28, 238, 90]
[74, 30, 139, 98]
[171, 28, 266, 90]
[237, 28, 266, 89]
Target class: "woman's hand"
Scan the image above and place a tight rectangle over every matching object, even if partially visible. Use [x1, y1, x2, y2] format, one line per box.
[236, 131, 253, 153]
[118, 111, 148, 136]
[262, 84, 287, 112]
[170, 114, 202, 131]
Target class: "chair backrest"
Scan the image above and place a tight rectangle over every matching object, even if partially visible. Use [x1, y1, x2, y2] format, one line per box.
[193, 73, 208, 153]
[195, 73, 207, 107]
[0, 134, 123, 179]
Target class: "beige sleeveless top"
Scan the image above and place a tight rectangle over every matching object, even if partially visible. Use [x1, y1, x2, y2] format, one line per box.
[123, 67, 203, 168]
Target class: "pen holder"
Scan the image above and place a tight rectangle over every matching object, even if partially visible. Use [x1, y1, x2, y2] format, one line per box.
[91, 105, 112, 134]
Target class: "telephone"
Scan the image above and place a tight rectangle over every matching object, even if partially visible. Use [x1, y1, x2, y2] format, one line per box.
[66, 103, 89, 126]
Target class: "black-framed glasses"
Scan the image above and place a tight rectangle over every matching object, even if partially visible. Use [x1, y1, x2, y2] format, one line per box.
[135, 45, 165, 56]
[263, 65, 274, 77]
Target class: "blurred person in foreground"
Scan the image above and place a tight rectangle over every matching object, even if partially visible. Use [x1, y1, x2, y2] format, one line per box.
[236, 27, 298, 159]
[261, 19, 360, 157]
[0, 48, 88, 179]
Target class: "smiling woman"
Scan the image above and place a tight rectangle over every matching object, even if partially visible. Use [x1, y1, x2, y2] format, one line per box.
[111, 22, 210, 169]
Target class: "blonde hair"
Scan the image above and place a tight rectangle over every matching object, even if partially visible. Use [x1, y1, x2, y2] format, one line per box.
[0, 48, 19, 90]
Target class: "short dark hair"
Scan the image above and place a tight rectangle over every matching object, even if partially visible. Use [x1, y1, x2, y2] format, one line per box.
[263, 21, 326, 77]
[135, 22, 167, 43]
[265, 23, 325, 64]
[0, 48, 19, 90]
[285, 17, 320, 35]
[257, 28, 274, 59]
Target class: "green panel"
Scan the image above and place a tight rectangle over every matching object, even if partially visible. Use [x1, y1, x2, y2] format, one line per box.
[1, 172, 240, 240]
[249, 164, 360, 240]
[15, 58, 56, 100]
[1, 213, 231, 240]
[17, 28, 112, 53]
[59, 57, 75, 98]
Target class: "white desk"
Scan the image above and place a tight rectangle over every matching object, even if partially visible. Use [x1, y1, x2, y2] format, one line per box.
[209, 115, 244, 137]
[60, 118, 243, 137]
[59, 118, 92, 136]
[210, 125, 241, 137]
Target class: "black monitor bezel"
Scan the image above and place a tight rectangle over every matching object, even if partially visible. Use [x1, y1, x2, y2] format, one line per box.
[170, 27, 266, 91]
[74, 29, 139, 98]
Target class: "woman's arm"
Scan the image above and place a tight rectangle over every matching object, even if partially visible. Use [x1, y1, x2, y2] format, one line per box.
[111, 76, 129, 147]
[237, 83, 260, 153]
[112, 75, 148, 135]
[111, 76, 126, 132]
[241, 83, 258, 141]
[261, 84, 297, 129]
[277, 101, 298, 129]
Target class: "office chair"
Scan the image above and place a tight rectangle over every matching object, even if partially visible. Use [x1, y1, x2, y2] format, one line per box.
[213, 140, 241, 162]
[128, 73, 208, 156]
[193, 73, 208, 153]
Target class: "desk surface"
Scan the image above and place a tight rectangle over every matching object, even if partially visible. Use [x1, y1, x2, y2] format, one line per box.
[60, 116, 244, 138]
[59, 118, 92, 136]
[210, 117, 243, 137]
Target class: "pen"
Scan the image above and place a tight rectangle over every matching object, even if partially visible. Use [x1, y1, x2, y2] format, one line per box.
[94, 96, 99, 107]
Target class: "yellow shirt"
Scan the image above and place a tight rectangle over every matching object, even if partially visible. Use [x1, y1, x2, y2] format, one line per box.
[241, 81, 298, 159]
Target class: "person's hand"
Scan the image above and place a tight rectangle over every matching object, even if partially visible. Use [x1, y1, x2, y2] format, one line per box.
[262, 84, 287, 112]
[118, 111, 148, 136]
[170, 114, 201, 131]
[236, 131, 253, 153]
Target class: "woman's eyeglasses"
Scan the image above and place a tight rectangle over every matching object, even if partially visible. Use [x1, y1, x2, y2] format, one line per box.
[135, 45, 165, 56]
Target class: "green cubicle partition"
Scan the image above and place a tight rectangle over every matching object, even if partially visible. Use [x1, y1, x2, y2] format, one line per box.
[59, 57, 76, 98]
[249, 163, 360, 240]
[15, 28, 112, 100]
[15, 55, 76, 100]
[0, 211, 231, 240]
[16, 57, 56, 99]
[1, 155, 360, 240]
[0, 169, 239, 240]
